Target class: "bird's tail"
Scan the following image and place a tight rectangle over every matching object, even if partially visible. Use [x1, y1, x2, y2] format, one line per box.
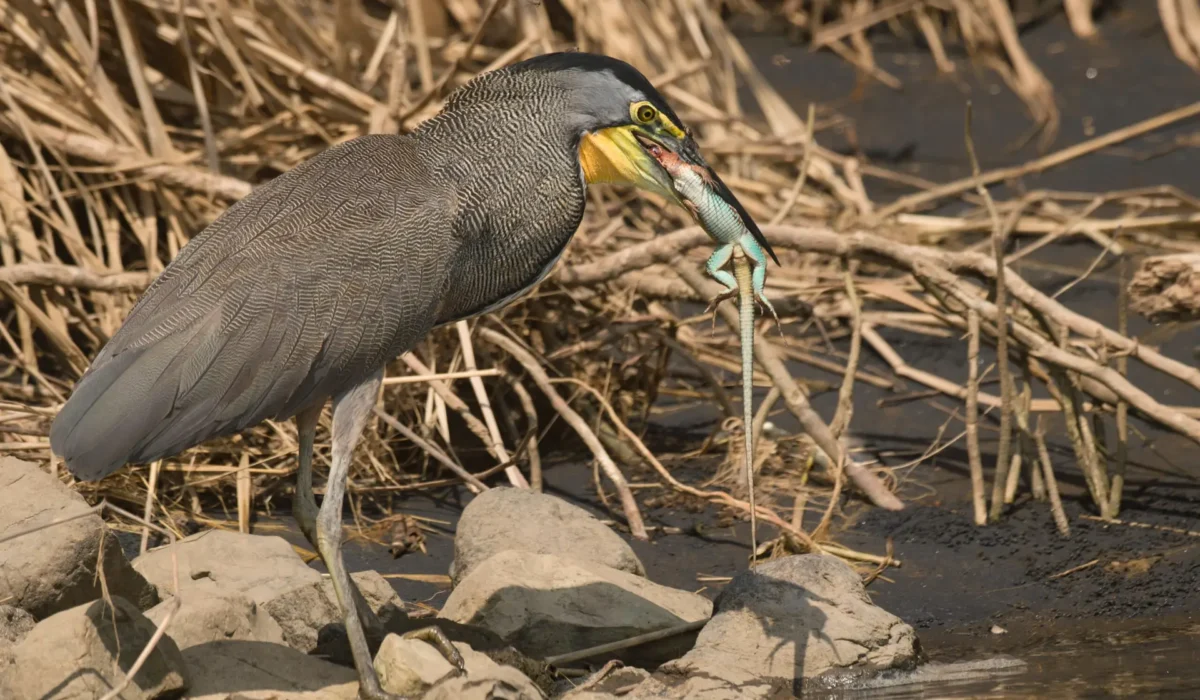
[49, 320, 209, 482]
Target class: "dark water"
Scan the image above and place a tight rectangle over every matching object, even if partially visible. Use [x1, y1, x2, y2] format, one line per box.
[737, 4, 1199, 201]
[818, 618, 1200, 698]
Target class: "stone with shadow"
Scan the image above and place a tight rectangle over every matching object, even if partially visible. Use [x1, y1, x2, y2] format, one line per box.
[635, 554, 918, 698]
[183, 639, 358, 700]
[134, 529, 405, 654]
[0, 458, 158, 619]
[439, 549, 711, 666]
[0, 596, 188, 700]
[373, 634, 545, 699]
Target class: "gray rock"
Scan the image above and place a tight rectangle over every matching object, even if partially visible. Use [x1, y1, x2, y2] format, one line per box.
[451, 488, 644, 586]
[322, 569, 407, 628]
[0, 596, 187, 700]
[133, 528, 317, 602]
[374, 635, 461, 697]
[183, 639, 358, 700]
[655, 554, 918, 696]
[0, 458, 158, 618]
[439, 549, 711, 665]
[0, 606, 35, 648]
[145, 588, 285, 649]
[135, 529, 404, 653]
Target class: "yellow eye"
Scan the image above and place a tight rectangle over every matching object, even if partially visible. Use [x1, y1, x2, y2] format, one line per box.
[635, 103, 657, 124]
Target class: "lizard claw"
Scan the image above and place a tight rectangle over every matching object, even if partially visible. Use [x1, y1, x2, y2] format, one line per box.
[705, 288, 738, 315]
[706, 288, 738, 332]
[757, 292, 787, 345]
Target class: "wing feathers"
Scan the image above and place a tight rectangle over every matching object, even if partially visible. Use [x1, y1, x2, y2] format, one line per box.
[50, 135, 456, 481]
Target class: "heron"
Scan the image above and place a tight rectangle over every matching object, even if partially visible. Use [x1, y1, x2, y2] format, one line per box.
[49, 52, 760, 699]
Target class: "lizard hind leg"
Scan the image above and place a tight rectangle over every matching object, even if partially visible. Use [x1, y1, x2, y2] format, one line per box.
[705, 244, 738, 329]
[750, 259, 787, 344]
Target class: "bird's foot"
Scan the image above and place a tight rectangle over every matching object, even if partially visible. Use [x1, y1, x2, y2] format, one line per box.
[402, 625, 468, 676]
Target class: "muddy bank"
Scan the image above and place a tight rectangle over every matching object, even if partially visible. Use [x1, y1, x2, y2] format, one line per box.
[843, 483, 1200, 631]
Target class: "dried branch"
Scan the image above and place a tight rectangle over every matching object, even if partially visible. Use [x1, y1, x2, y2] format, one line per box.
[0, 263, 150, 290]
[965, 309, 987, 526]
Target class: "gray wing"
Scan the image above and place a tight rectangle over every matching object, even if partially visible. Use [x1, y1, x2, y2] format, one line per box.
[50, 135, 458, 481]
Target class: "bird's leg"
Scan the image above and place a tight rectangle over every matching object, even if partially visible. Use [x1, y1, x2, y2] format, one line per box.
[294, 405, 322, 545]
[295, 404, 386, 646]
[704, 243, 739, 326]
[315, 370, 445, 700]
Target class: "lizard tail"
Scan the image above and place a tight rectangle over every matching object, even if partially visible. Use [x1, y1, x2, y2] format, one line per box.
[734, 252, 758, 563]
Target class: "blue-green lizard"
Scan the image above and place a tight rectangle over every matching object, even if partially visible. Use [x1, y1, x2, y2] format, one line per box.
[649, 146, 779, 560]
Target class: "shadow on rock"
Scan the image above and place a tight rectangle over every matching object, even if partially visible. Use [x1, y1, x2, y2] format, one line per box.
[440, 549, 711, 667]
[182, 638, 358, 699]
[0, 597, 187, 700]
[632, 554, 919, 699]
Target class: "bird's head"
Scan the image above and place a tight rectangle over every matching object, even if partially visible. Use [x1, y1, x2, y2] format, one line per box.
[497, 52, 777, 263]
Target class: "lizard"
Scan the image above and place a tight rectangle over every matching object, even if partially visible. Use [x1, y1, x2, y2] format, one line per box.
[644, 142, 780, 562]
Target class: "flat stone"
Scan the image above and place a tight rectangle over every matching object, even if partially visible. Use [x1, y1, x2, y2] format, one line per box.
[440, 549, 711, 665]
[0, 596, 187, 700]
[183, 639, 358, 700]
[657, 554, 918, 695]
[450, 487, 644, 586]
[0, 458, 158, 618]
[135, 529, 404, 653]
[145, 588, 285, 649]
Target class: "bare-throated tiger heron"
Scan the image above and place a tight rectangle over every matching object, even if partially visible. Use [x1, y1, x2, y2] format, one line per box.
[50, 52, 761, 699]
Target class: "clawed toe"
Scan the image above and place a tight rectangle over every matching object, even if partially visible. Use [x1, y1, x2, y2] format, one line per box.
[757, 294, 786, 343]
[705, 289, 737, 314]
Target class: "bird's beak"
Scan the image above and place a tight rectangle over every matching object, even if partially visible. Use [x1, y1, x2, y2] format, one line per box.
[580, 124, 780, 264]
[580, 125, 679, 201]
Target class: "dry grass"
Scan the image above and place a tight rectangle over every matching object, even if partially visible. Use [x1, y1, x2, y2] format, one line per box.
[1, 0, 1200, 573]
